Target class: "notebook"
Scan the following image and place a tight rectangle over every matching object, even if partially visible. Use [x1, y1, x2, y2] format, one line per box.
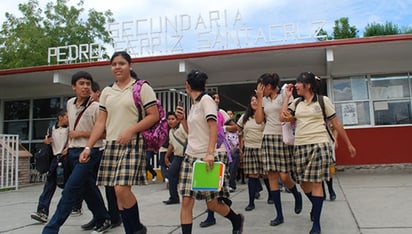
[191, 161, 225, 191]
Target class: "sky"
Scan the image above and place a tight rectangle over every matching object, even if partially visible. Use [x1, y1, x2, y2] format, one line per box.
[1, 0, 412, 58]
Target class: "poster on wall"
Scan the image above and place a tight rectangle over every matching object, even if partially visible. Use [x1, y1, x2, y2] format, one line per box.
[342, 103, 358, 125]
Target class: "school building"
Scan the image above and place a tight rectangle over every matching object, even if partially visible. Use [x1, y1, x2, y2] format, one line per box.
[1, 34, 411, 170]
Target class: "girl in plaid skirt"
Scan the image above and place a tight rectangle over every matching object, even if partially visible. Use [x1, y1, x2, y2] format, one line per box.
[281, 72, 356, 234]
[255, 73, 303, 227]
[80, 51, 160, 234]
[178, 70, 244, 234]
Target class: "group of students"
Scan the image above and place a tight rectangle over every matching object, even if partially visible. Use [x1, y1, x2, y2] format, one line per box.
[30, 50, 356, 234]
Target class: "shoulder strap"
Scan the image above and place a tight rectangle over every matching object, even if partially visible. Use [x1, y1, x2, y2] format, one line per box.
[73, 98, 95, 130]
[318, 95, 335, 142]
[171, 128, 187, 148]
[133, 79, 147, 122]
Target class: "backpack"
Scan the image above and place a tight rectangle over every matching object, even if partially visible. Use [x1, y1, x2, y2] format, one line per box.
[34, 127, 53, 174]
[133, 79, 168, 152]
[216, 110, 233, 162]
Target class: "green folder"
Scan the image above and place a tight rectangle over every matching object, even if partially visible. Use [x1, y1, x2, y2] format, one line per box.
[191, 161, 225, 191]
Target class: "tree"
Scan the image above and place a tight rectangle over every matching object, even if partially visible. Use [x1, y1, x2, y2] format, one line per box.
[363, 22, 401, 37]
[332, 17, 358, 39]
[317, 28, 333, 41]
[0, 0, 114, 69]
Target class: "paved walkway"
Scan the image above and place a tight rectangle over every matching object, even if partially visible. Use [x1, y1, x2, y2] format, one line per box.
[1, 165, 412, 234]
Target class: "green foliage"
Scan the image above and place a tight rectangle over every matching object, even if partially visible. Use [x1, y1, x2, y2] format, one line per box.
[316, 17, 358, 41]
[332, 17, 358, 39]
[363, 22, 401, 37]
[317, 28, 332, 41]
[0, 0, 114, 69]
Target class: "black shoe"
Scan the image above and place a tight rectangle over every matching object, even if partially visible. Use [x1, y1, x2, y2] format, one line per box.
[111, 220, 122, 228]
[232, 214, 244, 234]
[92, 219, 111, 234]
[270, 217, 284, 226]
[329, 191, 336, 201]
[245, 204, 255, 211]
[135, 225, 147, 234]
[163, 199, 180, 205]
[254, 192, 260, 199]
[267, 199, 274, 204]
[81, 219, 96, 230]
[199, 219, 216, 228]
[295, 192, 303, 214]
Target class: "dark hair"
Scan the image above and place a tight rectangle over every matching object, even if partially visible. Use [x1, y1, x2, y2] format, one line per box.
[167, 111, 177, 118]
[259, 73, 280, 89]
[130, 70, 138, 79]
[296, 72, 320, 94]
[57, 109, 67, 119]
[110, 51, 132, 64]
[71, 71, 93, 85]
[208, 90, 218, 97]
[91, 81, 100, 92]
[242, 94, 257, 125]
[186, 69, 208, 91]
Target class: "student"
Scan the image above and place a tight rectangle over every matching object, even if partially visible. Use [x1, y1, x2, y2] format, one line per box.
[80, 81, 122, 231]
[30, 110, 69, 223]
[255, 73, 303, 227]
[163, 111, 188, 205]
[199, 90, 234, 228]
[80, 51, 160, 234]
[42, 71, 111, 234]
[237, 94, 266, 211]
[281, 72, 356, 234]
[225, 110, 241, 194]
[178, 69, 244, 234]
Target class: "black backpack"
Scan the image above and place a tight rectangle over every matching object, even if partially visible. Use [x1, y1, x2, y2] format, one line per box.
[34, 127, 53, 174]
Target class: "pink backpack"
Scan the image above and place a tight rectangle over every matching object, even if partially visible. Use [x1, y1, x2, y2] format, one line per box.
[133, 79, 168, 152]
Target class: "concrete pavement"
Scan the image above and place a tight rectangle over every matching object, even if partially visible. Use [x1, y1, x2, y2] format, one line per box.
[1, 164, 411, 234]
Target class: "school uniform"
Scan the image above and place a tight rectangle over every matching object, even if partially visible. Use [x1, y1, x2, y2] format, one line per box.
[43, 96, 110, 234]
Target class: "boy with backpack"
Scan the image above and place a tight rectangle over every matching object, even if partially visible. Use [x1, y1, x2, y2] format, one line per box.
[31, 110, 69, 223]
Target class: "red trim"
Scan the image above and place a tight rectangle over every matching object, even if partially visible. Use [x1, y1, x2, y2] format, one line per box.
[1, 34, 412, 76]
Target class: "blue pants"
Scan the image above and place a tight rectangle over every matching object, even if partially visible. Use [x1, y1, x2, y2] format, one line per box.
[168, 155, 184, 200]
[229, 149, 240, 189]
[145, 151, 157, 178]
[37, 157, 58, 215]
[43, 148, 109, 234]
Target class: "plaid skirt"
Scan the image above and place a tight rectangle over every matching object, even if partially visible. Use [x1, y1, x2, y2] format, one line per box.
[179, 154, 230, 201]
[261, 134, 294, 173]
[97, 136, 147, 186]
[242, 147, 265, 175]
[293, 142, 333, 183]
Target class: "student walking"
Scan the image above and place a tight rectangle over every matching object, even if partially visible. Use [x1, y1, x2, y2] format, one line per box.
[163, 111, 188, 205]
[80, 51, 160, 234]
[42, 71, 111, 234]
[237, 94, 266, 211]
[255, 73, 303, 227]
[178, 70, 244, 234]
[281, 72, 356, 234]
[30, 110, 69, 223]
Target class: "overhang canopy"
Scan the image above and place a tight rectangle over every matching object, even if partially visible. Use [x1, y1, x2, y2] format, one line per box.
[0, 34, 411, 99]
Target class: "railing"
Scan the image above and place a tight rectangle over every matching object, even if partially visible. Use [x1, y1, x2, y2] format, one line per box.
[0, 134, 19, 190]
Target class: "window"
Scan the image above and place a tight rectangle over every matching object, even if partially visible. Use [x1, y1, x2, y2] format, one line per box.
[332, 74, 412, 126]
[370, 74, 411, 125]
[33, 98, 62, 139]
[4, 100, 30, 140]
[332, 76, 370, 126]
